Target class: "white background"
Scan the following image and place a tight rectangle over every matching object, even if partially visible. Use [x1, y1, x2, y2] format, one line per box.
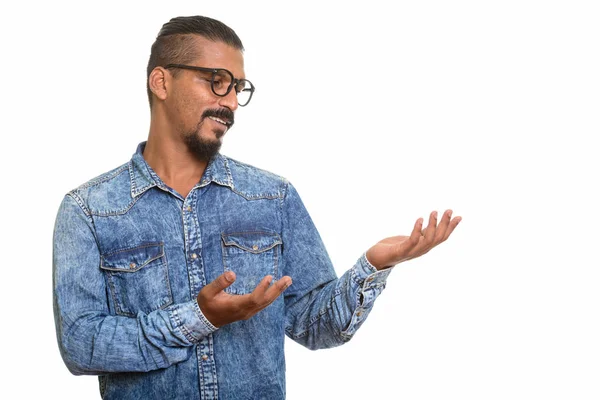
[2, 1, 599, 399]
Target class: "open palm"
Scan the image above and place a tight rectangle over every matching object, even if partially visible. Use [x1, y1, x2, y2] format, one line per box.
[366, 210, 462, 270]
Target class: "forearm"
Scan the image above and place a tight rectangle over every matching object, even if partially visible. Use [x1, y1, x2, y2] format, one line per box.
[53, 194, 216, 375]
[285, 253, 391, 350]
[55, 296, 215, 375]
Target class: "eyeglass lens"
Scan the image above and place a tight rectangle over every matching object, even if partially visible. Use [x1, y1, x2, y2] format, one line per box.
[211, 69, 253, 106]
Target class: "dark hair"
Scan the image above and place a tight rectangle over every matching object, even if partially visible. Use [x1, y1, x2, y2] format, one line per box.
[146, 16, 244, 107]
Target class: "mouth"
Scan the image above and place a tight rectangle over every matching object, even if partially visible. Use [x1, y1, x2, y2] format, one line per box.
[207, 116, 231, 128]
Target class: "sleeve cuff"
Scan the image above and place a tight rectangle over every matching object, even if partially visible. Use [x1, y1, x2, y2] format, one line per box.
[168, 300, 218, 344]
[352, 252, 393, 290]
[341, 254, 393, 338]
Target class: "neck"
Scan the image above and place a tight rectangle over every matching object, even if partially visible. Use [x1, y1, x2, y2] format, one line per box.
[144, 117, 208, 198]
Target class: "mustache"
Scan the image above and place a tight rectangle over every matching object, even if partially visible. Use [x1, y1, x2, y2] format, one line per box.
[202, 108, 235, 127]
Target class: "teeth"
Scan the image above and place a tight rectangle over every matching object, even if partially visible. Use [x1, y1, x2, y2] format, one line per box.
[209, 116, 227, 125]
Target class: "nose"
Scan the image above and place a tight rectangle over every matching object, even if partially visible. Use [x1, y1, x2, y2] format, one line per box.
[218, 87, 239, 112]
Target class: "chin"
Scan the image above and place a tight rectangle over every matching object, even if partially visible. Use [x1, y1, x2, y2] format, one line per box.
[212, 128, 226, 140]
[184, 131, 223, 161]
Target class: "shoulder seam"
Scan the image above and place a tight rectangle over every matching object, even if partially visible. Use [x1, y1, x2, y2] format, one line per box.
[224, 155, 285, 180]
[74, 163, 129, 191]
[66, 191, 91, 218]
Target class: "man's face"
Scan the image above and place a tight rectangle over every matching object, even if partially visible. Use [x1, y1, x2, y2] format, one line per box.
[166, 37, 245, 161]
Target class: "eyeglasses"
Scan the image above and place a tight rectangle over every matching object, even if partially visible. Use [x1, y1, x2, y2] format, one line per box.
[164, 64, 255, 106]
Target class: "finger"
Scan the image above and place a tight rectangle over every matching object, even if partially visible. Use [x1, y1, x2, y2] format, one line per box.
[203, 271, 236, 298]
[245, 275, 290, 310]
[261, 276, 292, 307]
[409, 218, 424, 246]
[442, 216, 462, 241]
[423, 211, 438, 243]
[244, 275, 274, 309]
[434, 209, 453, 242]
[253, 275, 274, 295]
[396, 218, 424, 261]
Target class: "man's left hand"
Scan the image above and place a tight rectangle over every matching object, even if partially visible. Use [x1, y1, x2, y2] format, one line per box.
[366, 209, 462, 270]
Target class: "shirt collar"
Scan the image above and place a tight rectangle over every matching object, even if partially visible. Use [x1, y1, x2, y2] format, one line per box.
[129, 141, 234, 198]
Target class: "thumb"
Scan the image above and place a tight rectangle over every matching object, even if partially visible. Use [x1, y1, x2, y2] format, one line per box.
[203, 271, 236, 297]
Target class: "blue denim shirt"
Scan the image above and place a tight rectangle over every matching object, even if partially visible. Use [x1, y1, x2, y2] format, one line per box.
[53, 142, 392, 399]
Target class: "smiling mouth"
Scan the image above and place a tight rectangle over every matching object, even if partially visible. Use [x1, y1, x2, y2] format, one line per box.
[208, 116, 231, 127]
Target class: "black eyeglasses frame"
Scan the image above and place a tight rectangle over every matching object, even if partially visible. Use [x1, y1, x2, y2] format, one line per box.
[164, 64, 255, 106]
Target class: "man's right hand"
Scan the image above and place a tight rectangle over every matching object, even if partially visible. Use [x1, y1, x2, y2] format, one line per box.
[197, 271, 292, 327]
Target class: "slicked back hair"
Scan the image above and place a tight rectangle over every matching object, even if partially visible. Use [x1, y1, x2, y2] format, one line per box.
[146, 16, 244, 107]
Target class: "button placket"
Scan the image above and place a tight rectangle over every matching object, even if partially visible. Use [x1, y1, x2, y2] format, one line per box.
[184, 201, 200, 265]
[183, 189, 217, 398]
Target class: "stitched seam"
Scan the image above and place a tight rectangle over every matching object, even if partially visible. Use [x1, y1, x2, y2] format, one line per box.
[273, 240, 279, 281]
[102, 242, 163, 258]
[160, 251, 174, 309]
[224, 242, 281, 253]
[223, 230, 279, 236]
[128, 160, 156, 197]
[67, 192, 91, 218]
[196, 308, 216, 333]
[104, 273, 132, 316]
[221, 237, 230, 293]
[220, 234, 282, 295]
[287, 289, 341, 339]
[172, 308, 196, 344]
[64, 192, 103, 278]
[76, 164, 129, 190]
[128, 160, 137, 195]
[221, 232, 282, 252]
[229, 187, 282, 200]
[89, 190, 148, 216]
[279, 179, 287, 253]
[100, 255, 164, 272]
[350, 264, 364, 287]
[222, 155, 233, 188]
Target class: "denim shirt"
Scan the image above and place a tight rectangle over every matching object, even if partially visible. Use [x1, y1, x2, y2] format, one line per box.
[53, 142, 392, 399]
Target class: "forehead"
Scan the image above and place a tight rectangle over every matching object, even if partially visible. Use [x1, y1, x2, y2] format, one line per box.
[190, 36, 245, 76]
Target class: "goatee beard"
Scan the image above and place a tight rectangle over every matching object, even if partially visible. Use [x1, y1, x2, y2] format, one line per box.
[183, 108, 234, 162]
[183, 128, 223, 162]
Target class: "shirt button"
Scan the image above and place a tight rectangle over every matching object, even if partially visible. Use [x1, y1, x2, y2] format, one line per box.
[366, 277, 374, 283]
[252, 245, 259, 251]
[191, 253, 198, 259]
[129, 262, 136, 269]
[186, 206, 192, 212]
[356, 310, 363, 317]
[201, 355, 208, 361]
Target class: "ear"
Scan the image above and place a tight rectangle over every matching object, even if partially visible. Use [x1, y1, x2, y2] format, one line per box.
[148, 67, 169, 102]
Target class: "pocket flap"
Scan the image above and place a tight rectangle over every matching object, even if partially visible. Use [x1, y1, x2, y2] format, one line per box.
[221, 232, 282, 253]
[101, 242, 164, 272]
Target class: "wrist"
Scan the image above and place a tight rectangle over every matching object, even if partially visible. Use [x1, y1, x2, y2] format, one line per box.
[366, 249, 393, 270]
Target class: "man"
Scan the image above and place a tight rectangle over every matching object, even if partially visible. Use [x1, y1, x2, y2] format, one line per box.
[53, 15, 461, 399]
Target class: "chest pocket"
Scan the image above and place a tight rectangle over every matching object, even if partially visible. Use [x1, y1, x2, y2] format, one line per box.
[100, 242, 173, 317]
[221, 232, 282, 295]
